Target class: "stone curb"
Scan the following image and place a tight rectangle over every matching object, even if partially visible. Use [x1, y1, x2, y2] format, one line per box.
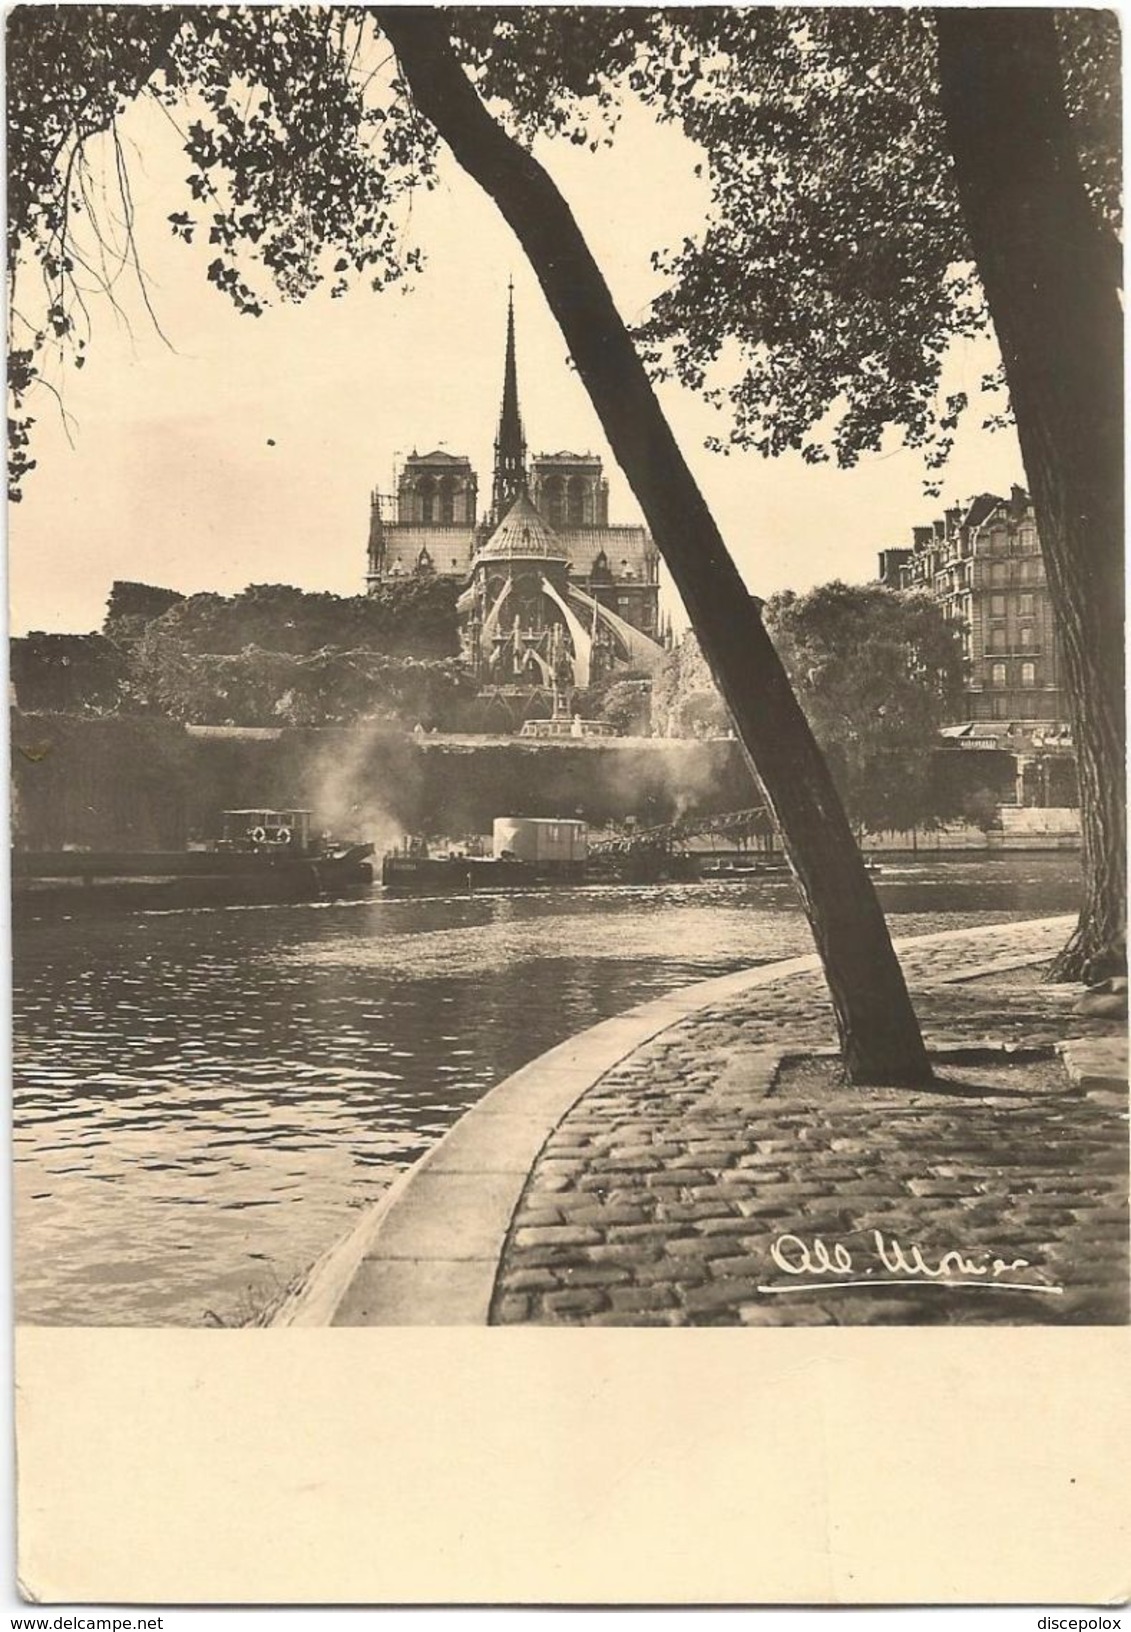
[1059, 1036, 1130, 1093]
[275, 914, 1076, 1327]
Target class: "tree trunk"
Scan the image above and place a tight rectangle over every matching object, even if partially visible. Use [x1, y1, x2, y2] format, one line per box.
[935, 10, 1125, 981]
[378, 7, 933, 1084]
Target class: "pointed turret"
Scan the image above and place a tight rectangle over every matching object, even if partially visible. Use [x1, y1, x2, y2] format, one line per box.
[492, 281, 528, 521]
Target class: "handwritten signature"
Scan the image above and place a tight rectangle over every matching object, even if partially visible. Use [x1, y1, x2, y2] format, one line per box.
[759, 1230, 1063, 1295]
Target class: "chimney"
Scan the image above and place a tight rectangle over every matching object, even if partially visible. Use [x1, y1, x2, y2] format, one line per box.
[878, 548, 911, 588]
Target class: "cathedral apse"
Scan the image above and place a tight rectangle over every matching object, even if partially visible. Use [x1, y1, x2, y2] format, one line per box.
[365, 285, 668, 703]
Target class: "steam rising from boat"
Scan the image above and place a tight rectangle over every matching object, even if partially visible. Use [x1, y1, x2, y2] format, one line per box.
[304, 725, 407, 855]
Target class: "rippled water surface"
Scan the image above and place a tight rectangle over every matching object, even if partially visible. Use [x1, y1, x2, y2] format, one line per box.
[13, 854, 1081, 1325]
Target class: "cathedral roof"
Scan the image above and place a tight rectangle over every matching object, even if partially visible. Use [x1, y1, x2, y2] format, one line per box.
[478, 492, 568, 564]
[406, 449, 472, 466]
[532, 450, 601, 465]
[555, 524, 653, 573]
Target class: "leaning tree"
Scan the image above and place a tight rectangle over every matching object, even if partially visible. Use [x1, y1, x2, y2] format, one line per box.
[934, 11, 1123, 980]
[455, 6, 1122, 979]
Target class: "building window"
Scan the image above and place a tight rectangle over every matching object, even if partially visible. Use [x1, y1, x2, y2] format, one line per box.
[990, 593, 1006, 617]
[543, 476, 565, 528]
[1019, 624, 1033, 649]
[1021, 661, 1037, 688]
[990, 561, 1008, 586]
[991, 662, 1007, 689]
[438, 477, 455, 525]
[418, 476, 437, 524]
[1020, 592, 1034, 616]
[567, 476, 587, 526]
[990, 528, 1008, 554]
[987, 627, 1004, 653]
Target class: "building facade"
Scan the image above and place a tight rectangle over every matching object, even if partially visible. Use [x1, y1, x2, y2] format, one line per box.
[366, 288, 664, 696]
[880, 486, 1069, 728]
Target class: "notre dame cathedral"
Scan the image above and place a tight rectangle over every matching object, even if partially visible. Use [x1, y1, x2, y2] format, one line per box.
[365, 287, 668, 710]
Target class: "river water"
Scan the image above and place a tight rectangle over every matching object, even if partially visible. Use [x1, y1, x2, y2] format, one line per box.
[13, 854, 1081, 1325]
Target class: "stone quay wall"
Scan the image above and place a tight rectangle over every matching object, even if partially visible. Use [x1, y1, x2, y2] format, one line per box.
[9, 712, 756, 852]
[10, 711, 1079, 855]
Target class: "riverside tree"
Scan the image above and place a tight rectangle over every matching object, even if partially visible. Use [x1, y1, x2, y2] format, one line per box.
[9, 8, 1116, 1066]
[935, 12, 1123, 980]
[128, 636, 472, 728]
[9, 631, 128, 715]
[762, 584, 967, 838]
[460, 6, 1121, 979]
[122, 581, 466, 725]
[657, 590, 967, 836]
[121, 581, 462, 662]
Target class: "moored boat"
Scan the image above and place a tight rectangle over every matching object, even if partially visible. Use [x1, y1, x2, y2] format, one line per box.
[13, 808, 375, 917]
[382, 816, 587, 893]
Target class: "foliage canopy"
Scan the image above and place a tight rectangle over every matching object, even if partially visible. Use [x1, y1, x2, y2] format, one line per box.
[124, 579, 466, 726]
[128, 579, 460, 660]
[7, 6, 1119, 498]
[763, 581, 967, 834]
[13, 577, 468, 728]
[9, 630, 128, 715]
[459, 7, 1118, 482]
[7, 4, 437, 494]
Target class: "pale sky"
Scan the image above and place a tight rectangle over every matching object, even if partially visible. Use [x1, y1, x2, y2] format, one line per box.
[7, 66, 1027, 636]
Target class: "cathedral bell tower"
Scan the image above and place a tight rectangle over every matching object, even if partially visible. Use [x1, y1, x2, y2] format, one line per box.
[491, 280, 528, 523]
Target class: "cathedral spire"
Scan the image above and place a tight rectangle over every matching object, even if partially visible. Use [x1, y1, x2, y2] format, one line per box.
[492, 279, 527, 521]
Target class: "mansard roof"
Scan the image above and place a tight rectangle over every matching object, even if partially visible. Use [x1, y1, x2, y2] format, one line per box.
[963, 492, 1005, 530]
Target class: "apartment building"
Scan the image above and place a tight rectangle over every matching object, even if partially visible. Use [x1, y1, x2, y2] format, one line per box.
[879, 485, 1069, 727]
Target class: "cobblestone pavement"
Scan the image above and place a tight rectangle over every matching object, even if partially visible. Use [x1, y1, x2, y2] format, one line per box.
[490, 923, 1129, 1326]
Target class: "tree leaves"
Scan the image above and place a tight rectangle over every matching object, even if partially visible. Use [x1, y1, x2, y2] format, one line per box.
[454, 6, 1116, 477]
[7, 6, 1119, 499]
[763, 580, 968, 834]
[98, 578, 469, 727]
[6, 5, 438, 494]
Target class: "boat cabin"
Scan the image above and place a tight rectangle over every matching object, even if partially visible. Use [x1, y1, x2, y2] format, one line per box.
[220, 809, 313, 853]
[492, 816, 588, 864]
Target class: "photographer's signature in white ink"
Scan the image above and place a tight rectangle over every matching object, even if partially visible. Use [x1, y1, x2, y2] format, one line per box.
[758, 1230, 1063, 1295]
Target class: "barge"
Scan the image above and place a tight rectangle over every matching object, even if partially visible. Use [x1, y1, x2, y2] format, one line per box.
[13, 808, 375, 916]
[381, 815, 709, 892]
[382, 816, 587, 893]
